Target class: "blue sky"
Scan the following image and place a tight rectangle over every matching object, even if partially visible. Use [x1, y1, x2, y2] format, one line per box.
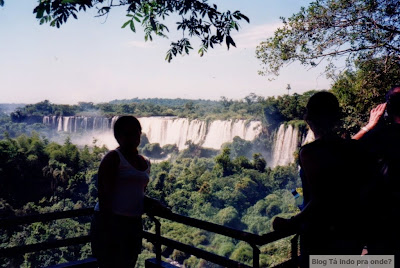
[0, 0, 331, 104]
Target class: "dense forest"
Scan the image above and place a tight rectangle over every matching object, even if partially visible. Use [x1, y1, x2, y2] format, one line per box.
[0, 132, 299, 267]
[0, 92, 302, 267]
[0, 58, 398, 267]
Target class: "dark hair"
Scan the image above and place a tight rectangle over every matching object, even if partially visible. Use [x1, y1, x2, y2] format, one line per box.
[113, 116, 142, 141]
[305, 91, 341, 130]
[387, 92, 400, 117]
[386, 85, 400, 101]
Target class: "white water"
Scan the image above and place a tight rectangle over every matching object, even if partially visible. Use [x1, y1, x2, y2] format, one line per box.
[43, 116, 262, 150]
[270, 124, 315, 167]
[301, 128, 315, 145]
[43, 116, 315, 167]
[271, 124, 299, 167]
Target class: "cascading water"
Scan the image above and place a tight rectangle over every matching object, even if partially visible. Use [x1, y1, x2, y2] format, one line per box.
[301, 128, 315, 145]
[270, 124, 314, 167]
[271, 124, 299, 167]
[42, 116, 262, 150]
[202, 120, 261, 149]
[57, 117, 63, 132]
[42, 115, 316, 166]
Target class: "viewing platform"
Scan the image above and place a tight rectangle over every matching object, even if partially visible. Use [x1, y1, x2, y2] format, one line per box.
[0, 208, 298, 267]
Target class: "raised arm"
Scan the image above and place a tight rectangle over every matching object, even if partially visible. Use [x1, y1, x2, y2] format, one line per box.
[353, 103, 386, 140]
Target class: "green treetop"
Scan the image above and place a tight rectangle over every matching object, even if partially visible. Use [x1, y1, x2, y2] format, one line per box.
[256, 0, 400, 76]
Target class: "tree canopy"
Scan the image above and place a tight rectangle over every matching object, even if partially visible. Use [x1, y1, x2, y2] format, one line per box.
[1, 1, 249, 62]
[0, 130, 299, 267]
[332, 58, 400, 135]
[256, 0, 400, 76]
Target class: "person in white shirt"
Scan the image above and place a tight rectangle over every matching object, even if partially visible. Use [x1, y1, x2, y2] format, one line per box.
[91, 116, 169, 268]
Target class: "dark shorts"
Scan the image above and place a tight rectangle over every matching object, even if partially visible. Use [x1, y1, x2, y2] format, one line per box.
[91, 212, 143, 268]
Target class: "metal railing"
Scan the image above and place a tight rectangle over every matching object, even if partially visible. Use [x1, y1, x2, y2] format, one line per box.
[0, 208, 298, 267]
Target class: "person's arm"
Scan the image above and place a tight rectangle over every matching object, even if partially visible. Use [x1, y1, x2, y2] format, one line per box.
[273, 141, 333, 233]
[98, 151, 119, 215]
[353, 103, 386, 140]
[272, 147, 316, 232]
[272, 201, 313, 232]
[144, 196, 171, 216]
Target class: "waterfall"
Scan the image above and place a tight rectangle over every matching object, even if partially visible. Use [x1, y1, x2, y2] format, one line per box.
[139, 117, 261, 150]
[301, 128, 315, 145]
[57, 117, 63, 132]
[111, 116, 119, 129]
[83, 117, 88, 132]
[270, 124, 316, 167]
[271, 124, 300, 167]
[202, 120, 261, 149]
[52, 116, 57, 128]
[74, 117, 79, 133]
[42, 115, 262, 150]
[42, 115, 313, 164]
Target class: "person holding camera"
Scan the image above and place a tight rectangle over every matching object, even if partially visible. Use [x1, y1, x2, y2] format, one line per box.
[353, 86, 400, 262]
[273, 92, 373, 267]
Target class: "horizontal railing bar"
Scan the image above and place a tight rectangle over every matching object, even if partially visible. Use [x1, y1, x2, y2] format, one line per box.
[143, 231, 252, 268]
[151, 212, 263, 245]
[1, 208, 295, 246]
[0, 235, 91, 258]
[0, 208, 94, 229]
[260, 230, 296, 245]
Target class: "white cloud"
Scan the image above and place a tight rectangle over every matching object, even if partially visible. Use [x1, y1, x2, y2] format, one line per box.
[234, 22, 283, 49]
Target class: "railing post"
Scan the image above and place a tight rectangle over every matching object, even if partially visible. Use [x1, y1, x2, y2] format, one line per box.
[251, 244, 260, 268]
[290, 234, 299, 267]
[152, 216, 162, 264]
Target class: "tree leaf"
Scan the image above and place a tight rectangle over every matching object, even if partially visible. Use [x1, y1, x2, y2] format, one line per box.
[130, 21, 136, 32]
[239, 13, 250, 23]
[36, 7, 45, 19]
[165, 51, 173, 62]
[225, 35, 236, 49]
[121, 20, 131, 29]
[150, 17, 157, 31]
